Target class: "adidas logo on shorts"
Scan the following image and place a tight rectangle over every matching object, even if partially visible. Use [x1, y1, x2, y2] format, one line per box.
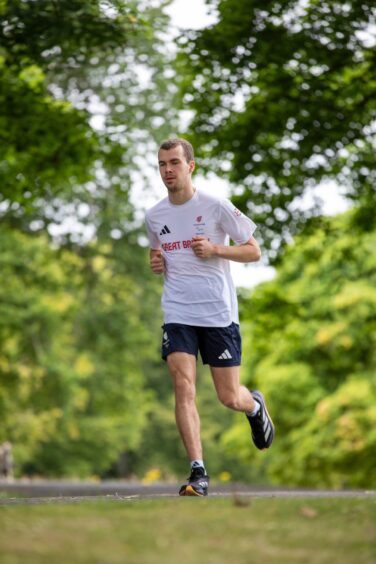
[218, 349, 232, 360]
[163, 331, 170, 348]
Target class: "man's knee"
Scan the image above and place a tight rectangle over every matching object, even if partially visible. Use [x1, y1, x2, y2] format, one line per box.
[167, 358, 196, 403]
[217, 391, 240, 411]
[173, 375, 196, 402]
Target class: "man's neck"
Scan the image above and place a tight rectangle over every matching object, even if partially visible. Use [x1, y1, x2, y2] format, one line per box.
[168, 184, 196, 205]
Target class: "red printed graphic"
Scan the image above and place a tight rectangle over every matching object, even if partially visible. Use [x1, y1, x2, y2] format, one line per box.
[162, 240, 193, 252]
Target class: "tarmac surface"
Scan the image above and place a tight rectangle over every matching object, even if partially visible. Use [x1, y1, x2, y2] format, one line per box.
[0, 480, 375, 505]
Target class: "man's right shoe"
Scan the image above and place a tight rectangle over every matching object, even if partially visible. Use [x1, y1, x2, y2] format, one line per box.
[179, 466, 209, 497]
[246, 390, 275, 449]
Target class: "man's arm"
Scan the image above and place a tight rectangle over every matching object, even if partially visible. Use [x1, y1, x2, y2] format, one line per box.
[191, 236, 261, 263]
[150, 248, 165, 274]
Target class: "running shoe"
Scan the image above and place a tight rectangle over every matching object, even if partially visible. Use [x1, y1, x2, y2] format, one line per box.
[179, 466, 209, 497]
[246, 390, 275, 449]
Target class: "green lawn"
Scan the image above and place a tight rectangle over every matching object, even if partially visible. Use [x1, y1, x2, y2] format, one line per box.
[0, 497, 375, 563]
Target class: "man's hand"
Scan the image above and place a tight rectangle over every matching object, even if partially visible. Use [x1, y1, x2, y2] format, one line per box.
[191, 236, 215, 259]
[150, 250, 165, 274]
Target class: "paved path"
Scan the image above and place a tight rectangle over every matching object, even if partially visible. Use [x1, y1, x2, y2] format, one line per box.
[0, 480, 375, 505]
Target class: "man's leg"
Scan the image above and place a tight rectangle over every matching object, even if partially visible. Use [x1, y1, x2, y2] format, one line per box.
[167, 352, 209, 496]
[210, 365, 255, 412]
[167, 351, 202, 461]
[211, 365, 274, 449]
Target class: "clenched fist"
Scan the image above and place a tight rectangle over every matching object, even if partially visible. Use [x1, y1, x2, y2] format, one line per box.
[191, 236, 216, 259]
[150, 250, 165, 274]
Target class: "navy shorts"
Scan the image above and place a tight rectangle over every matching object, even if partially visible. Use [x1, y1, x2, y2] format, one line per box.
[161, 323, 242, 367]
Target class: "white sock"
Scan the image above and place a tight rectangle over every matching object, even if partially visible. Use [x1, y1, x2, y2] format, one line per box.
[246, 400, 260, 417]
[191, 459, 205, 472]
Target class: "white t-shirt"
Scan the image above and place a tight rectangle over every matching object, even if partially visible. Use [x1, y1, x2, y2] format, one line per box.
[145, 189, 256, 327]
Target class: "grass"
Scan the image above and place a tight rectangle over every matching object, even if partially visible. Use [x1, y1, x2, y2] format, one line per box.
[0, 497, 375, 563]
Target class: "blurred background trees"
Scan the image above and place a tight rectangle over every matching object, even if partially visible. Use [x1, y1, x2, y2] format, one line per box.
[173, 0, 375, 487]
[176, 0, 375, 256]
[224, 211, 376, 487]
[0, 0, 176, 477]
[0, 0, 375, 487]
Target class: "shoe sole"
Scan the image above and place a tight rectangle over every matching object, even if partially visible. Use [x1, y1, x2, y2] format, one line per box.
[185, 485, 205, 496]
[251, 390, 275, 449]
[179, 485, 207, 497]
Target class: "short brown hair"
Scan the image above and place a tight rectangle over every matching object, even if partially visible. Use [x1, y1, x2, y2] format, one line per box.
[159, 138, 194, 163]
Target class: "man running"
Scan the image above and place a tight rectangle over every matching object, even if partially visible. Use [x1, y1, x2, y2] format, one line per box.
[145, 138, 274, 496]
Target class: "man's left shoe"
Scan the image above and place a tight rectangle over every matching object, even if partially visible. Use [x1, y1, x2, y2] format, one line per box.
[179, 466, 209, 497]
[246, 390, 275, 450]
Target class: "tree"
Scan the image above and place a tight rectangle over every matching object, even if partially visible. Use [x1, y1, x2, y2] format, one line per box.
[176, 0, 376, 257]
[0, 0, 134, 204]
[0, 225, 165, 477]
[0, 1, 187, 478]
[0, 0, 177, 242]
[222, 210, 376, 487]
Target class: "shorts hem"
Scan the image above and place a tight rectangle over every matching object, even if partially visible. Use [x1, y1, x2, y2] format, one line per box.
[162, 349, 198, 362]
[207, 361, 241, 367]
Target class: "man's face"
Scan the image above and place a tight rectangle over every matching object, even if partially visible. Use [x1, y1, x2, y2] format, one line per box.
[158, 145, 195, 193]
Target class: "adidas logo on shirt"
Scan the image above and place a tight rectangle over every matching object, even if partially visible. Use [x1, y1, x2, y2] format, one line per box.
[218, 349, 232, 360]
[160, 225, 171, 236]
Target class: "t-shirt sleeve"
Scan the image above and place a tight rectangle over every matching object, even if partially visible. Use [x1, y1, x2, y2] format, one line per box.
[218, 199, 257, 245]
[145, 213, 160, 249]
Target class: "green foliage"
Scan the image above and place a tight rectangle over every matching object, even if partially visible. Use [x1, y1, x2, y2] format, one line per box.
[176, 0, 376, 255]
[289, 376, 376, 487]
[0, 0, 176, 241]
[0, 56, 98, 203]
[0, 225, 161, 477]
[0, 0, 136, 204]
[223, 211, 376, 487]
[0, 0, 182, 479]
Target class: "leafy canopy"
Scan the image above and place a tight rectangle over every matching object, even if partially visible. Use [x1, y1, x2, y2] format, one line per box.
[176, 0, 376, 256]
[0, 0, 176, 243]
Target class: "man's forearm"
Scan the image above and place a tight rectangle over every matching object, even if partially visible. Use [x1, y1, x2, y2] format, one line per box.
[213, 240, 261, 263]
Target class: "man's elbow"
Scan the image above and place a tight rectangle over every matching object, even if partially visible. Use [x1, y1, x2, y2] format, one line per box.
[249, 246, 261, 263]
[244, 240, 261, 263]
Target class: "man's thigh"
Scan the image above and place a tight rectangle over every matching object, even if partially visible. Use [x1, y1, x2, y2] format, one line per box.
[166, 352, 197, 387]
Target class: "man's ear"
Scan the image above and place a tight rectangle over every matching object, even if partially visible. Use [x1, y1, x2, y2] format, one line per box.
[189, 160, 195, 174]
